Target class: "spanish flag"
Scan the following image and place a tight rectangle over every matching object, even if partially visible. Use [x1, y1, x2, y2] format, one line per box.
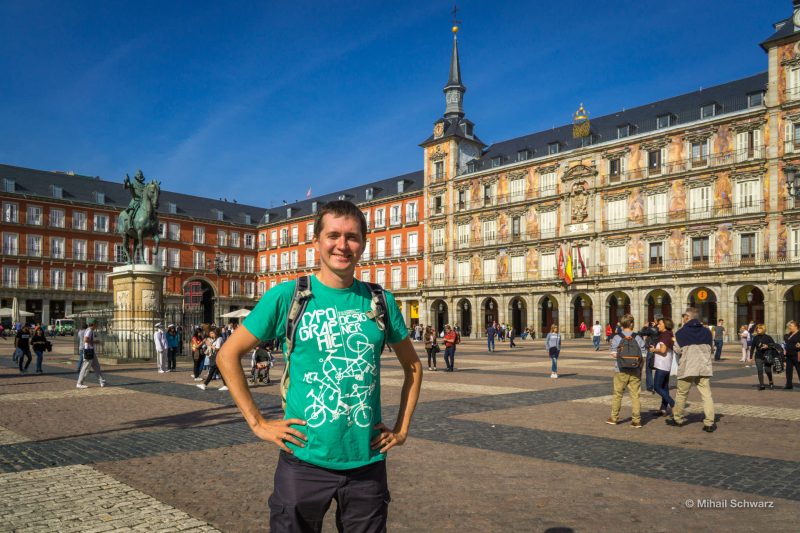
[564, 246, 574, 285]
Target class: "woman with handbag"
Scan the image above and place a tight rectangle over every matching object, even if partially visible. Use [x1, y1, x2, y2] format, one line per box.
[783, 320, 800, 390]
[424, 326, 438, 371]
[750, 324, 775, 390]
[31, 325, 47, 374]
[545, 324, 561, 379]
[190, 328, 205, 381]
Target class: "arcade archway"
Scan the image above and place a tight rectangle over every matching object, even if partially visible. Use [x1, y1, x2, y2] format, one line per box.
[607, 291, 631, 328]
[572, 294, 593, 337]
[735, 286, 764, 326]
[183, 278, 215, 325]
[457, 298, 472, 337]
[687, 287, 717, 324]
[430, 299, 449, 335]
[483, 297, 498, 330]
[508, 297, 527, 336]
[645, 290, 672, 323]
[539, 295, 558, 336]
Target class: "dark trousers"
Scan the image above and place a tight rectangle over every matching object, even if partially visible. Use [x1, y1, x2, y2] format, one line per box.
[193, 354, 204, 378]
[785, 354, 800, 387]
[644, 353, 655, 391]
[18, 348, 32, 371]
[167, 347, 177, 370]
[426, 347, 437, 368]
[444, 346, 455, 370]
[653, 369, 674, 411]
[204, 365, 226, 386]
[509, 337, 516, 347]
[34, 349, 44, 372]
[714, 340, 723, 361]
[269, 451, 389, 533]
[755, 357, 773, 386]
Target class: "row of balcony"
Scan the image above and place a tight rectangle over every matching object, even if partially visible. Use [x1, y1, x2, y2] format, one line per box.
[0, 278, 259, 298]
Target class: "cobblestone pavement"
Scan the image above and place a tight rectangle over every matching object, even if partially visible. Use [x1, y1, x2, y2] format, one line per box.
[0, 337, 798, 532]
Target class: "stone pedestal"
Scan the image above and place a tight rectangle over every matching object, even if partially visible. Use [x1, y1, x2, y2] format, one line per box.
[104, 264, 167, 362]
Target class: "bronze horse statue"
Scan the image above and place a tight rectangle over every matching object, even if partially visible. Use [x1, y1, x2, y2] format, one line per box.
[117, 177, 161, 264]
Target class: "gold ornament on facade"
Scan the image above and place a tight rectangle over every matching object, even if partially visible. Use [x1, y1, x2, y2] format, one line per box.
[573, 103, 591, 139]
[433, 122, 444, 138]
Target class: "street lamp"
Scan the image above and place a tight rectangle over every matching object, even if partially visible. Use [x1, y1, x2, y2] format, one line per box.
[438, 302, 444, 312]
[207, 252, 227, 322]
[655, 294, 663, 307]
[488, 301, 494, 310]
[747, 291, 754, 303]
[463, 301, 469, 310]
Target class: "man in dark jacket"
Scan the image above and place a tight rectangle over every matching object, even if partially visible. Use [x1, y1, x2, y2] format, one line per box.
[639, 321, 659, 393]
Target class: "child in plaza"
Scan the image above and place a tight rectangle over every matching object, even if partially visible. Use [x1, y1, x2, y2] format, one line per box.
[606, 314, 646, 428]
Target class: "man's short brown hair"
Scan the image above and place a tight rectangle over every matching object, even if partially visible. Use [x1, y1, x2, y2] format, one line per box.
[313, 200, 367, 242]
[620, 314, 634, 329]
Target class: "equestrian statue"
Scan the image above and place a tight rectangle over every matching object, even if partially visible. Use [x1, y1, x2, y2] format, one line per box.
[118, 170, 161, 264]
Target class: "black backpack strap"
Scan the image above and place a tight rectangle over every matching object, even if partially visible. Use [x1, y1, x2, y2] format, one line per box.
[363, 281, 389, 353]
[280, 276, 312, 410]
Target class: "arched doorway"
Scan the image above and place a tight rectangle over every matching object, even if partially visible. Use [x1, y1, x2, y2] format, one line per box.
[645, 290, 672, 323]
[483, 298, 498, 330]
[183, 279, 215, 325]
[687, 287, 717, 325]
[735, 286, 764, 326]
[607, 292, 631, 328]
[458, 299, 472, 337]
[572, 294, 593, 337]
[508, 297, 527, 335]
[430, 300, 448, 335]
[540, 295, 558, 336]
[786, 286, 800, 325]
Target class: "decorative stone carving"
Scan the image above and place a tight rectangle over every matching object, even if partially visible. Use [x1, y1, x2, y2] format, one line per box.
[570, 180, 590, 223]
[601, 147, 631, 160]
[535, 203, 559, 213]
[142, 289, 157, 310]
[730, 118, 767, 134]
[682, 127, 718, 143]
[604, 191, 631, 202]
[536, 163, 560, 174]
[116, 290, 130, 309]
[508, 169, 528, 181]
[562, 163, 597, 183]
[429, 145, 447, 162]
[730, 170, 765, 183]
[686, 175, 716, 189]
[644, 184, 670, 195]
[640, 137, 671, 152]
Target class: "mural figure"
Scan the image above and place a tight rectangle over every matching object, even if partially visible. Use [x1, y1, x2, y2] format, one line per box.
[628, 238, 645, 271]
[715, 174, 732, 211]
[498, 213, 509, 241]
[715, 224, 733, 264]
[498, 254, 509, 280]
[471, 254, 482, 283]
[628, 190, 644, 224]
[667, 229, 684, 266]
[778, 218, 788, 259]
[527, 208, 539, 237]
[526, 248, 538, 279]
[669, 181, 686, 218]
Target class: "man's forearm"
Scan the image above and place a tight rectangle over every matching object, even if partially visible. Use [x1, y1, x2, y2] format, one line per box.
[217, 348, 269, 430]
[392, 361, 422, 436]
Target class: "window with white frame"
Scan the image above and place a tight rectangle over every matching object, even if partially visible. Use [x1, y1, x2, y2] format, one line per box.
[790, 227, 800, 262]
[290, 250, 298, 268]
[375, 208, 386, 227]
[28, 267, 42, 288]
[362, 211, 371, 230]
[457, 223, 470, 248]
[405, 202, 418, 223]
[279, 228, 288, 245]
[218, 230, 228, 247]
[270, 280, 277, 289]
[306, 223, 314, 241]
[306, 248, 315, 267]
[73, 211, 87, 230]
[26, 205, 42, 225]
[114, 244, 125, 263]
[390, 205, 401, 226]
[260, 255, 267, 273]
[258, 281, 266, 295]
[73, 271, 87, 291]
[691, 236, 710, 264]
[2, 202, 18, 223]
[360, 269, 371, 283]
[72, 239, 87, 261]
[433, 263, 444, 285]
[2, 178, 15, 193]
[230, 231, 240, 247]
[433, 228, 445, 251]
[94, 241, 108, 262]
[2, 232, 18, 255]
[392, 235, 402, 257]
[646, 192, 668, 224]
[26, 235, 42, 257]
[169, 223, 180, 240]
[244, 256, 254, 273]
[193, 251, 205, 269]
[269, 254, 277, 272]
[607, 244, 627, 274]
[94, 272, 107, 291]
[483, 182, 497, 206]
[245, 234, 255, 249]
[540, 172, 557, 196]
[230, 279, 240, 296]
[540, 210, 557, 238]
[290, 227, 298, 244]
[391, 267, 402, 289]
[690, 139, 709, 167]
[483, 258, 497, 283]
[407, 266, 418, 288]
[647, 147, 667, 176]
[735, 130, 762, 162]
[51, 237, 64, 259]
[193, 226, 205, 244]
[787, 66, 800, 98]
[245, 281, 255, 297]
[689, 186, 711, 219]
[376, 269, 386, 286]
[376, 238, 386, 259]
[608, 157, 625, 182]
[362, 240, 371, 260]
[482, 220, 496, 245]
[734, 179, 761, 215]
[457, 189, 469, 210]
[511, 255, 526, 281]
[280, 252, 289, 270]
[50, 208, 64, 228]
[407, 233, 418, 255]
[457, 259, 470, 284]
[2, 266, 19, 287]
[229, 255, 240, 272]
[510, 177, 525, 202]
[51, 268, 65, 289]
[540, 252, 556, 279]
[737, 232, 758, 263]
[270, 230, 278, 246]
[93, 214, 109, 233]
[169, 249, 180, 268]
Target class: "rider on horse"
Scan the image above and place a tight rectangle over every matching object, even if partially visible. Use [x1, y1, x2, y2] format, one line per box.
[123, 170, 147, 221]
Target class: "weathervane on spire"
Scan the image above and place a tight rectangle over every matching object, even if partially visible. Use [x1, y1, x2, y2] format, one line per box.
[451, 3, 461, 35]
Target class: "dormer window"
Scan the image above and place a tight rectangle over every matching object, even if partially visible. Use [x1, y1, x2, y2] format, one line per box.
[747, 92, 763, 108]
[365, 187, 374, 200]
[311, 201, 318, 213]
[2, 178, 14, 193]
[52, 185, 63, 199]
[244, 214, 251, 224]
[168, 202, 177, 214]
[517, 149, 530, 162]
[338, 194, 346, 201]
[700, 103, 717, 119]
[94, 192, 105, 205]
[286, 207, 293, 218]
[397, 180, 405, 193]
[580, 135, 594, 147]
[467, 161, 476, 173]
[656, 114, 673, 129]
[548, 142, 560, 155]
[263, 212, 271, 223]
[213, 209, 224, 221]
[491, 156, 502, 168]
[616, 124, 632, 139]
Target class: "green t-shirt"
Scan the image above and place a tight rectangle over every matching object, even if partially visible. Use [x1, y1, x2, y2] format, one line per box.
[242, 275, 408, 470]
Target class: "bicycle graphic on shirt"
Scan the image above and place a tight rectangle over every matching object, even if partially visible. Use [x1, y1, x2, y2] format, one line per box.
[302, 332, 377, 428]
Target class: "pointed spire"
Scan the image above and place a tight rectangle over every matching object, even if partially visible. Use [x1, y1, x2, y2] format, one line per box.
[443, 21, 466, 119]
[447, 33, 462, 87]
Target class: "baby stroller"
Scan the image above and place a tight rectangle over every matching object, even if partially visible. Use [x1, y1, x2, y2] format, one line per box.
[250, 344, 274, 385]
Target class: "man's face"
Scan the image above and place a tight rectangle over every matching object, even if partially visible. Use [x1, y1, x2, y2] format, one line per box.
[682, 314, 689, 325]
[314, 214, 364, 276]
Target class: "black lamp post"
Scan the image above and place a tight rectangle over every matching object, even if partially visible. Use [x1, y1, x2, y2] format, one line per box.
[207, 252, 227, 322]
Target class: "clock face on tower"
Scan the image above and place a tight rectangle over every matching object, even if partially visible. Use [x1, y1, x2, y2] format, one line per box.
[434, 122, 444, 138]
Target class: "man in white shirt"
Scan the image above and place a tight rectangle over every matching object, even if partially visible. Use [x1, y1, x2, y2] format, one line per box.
[591, 321, 603, 351]
[154, 323, 168, 373]
[76, 319, 106, 388]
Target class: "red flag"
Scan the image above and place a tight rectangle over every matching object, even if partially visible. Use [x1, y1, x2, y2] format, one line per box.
[557, 246, 565, 280]
[306, 187, 312, 199]
[577, 246, 587, 277]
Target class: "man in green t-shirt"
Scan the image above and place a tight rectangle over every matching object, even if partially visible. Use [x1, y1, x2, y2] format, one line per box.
[217, 200, 423, 531]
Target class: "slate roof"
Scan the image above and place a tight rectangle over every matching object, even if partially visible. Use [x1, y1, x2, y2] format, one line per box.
[761, 17, 796, 50]
[0, 163, 423, 228]
[466, 72, 768, 173]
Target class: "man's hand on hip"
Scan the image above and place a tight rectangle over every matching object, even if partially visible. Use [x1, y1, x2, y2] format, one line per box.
[370, 422, 406, 453]
[253, 418, 308, 454]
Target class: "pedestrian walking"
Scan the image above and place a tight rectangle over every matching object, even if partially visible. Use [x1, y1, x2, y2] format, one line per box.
[424, 325, 438, 371]
[667, 308, 716, 432]
[487, 322, 497, 352]
[215, 200, 421, 530]
[191, 328, 205, 380]
[579, 321, 587, 339]
[166, 324, 179, 371]
[196, 329, 227, 391]
[76, 319, 106, 388]
[639, 321, 659, 393]
[31, 325, 48, 374]
[713, 319, 725, 361]
[605, 323, 613, 343]
[606, 314, 646, 428]
[784, 320, 800, 390]
[739, 325, 751, 366]
[509, 327, 516, 348]
[75, 323, 85, 372]
[651, 318, 675, 417]
[154, 323, 168, 373]
[15, 325, 32, 373]
[443, 324, 458, 371]
[545, 325, 561, 378]
[592, 321, 603, 351]
[750, 324, 776, 391]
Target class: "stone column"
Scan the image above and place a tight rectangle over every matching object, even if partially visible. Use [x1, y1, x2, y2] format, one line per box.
[529, 292, 539, 340]
[497, 294, 508, 327]
[717, 283, 733, 342]
[41, 298, 50, 326]
[471, 295, 480, 338]
[64, 300, 73, 317]
[767, 281, 779, 335]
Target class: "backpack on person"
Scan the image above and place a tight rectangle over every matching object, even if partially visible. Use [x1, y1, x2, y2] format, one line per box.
[454, 331, 461, 345]
[280, 276, 388, 410]
[616, 334, 643, 370]
[763, 343, 785, 374]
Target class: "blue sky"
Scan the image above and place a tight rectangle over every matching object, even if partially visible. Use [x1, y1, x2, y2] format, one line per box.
[0, 0, 788, 207]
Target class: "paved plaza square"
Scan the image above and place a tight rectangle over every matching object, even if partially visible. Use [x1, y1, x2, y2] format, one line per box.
[0, 336, 797, 532]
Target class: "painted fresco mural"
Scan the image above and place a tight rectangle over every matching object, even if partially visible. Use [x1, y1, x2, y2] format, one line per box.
[628, 237, 645, 271]
[669, 180, 686, 217]
[470, 254, 482, 283]
[498, 213, 509, 241]
[628, 189, 644, 224]
[668, 228, 684, 265]
[778, 217, 788, 260]
[715, 224, 733, 264]
[526, 207, 539, 237]
[497, 253, 509, 281]
[715, 174, 732, 211]
[526, 247, 538, 279]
